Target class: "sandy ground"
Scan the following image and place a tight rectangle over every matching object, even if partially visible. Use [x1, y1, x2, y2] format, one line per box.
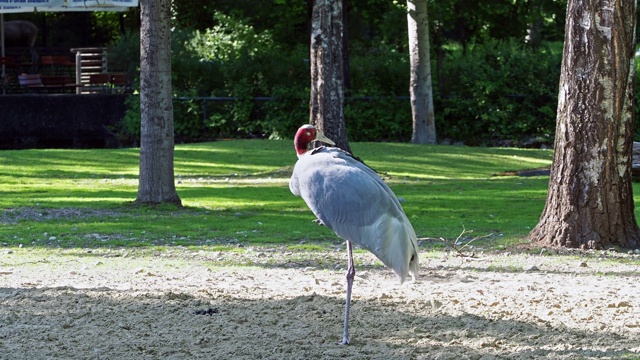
[0, 245, 639, 360]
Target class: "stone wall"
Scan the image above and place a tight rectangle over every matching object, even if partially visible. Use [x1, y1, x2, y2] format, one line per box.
[0, 94, 127, 149]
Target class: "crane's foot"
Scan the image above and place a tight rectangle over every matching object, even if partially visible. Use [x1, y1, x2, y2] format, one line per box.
[341, 336, 350, 345]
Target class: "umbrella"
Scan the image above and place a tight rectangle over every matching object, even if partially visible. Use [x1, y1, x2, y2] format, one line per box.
[1, 0, 138, 93]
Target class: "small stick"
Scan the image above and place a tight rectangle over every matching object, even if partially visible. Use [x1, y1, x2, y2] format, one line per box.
[440, 226, 493, 258]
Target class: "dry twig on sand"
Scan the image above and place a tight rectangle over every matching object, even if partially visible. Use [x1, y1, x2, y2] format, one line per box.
[437, 227, 493, 258]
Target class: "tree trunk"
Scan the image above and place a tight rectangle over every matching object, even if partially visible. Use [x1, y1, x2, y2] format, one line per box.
[407, 0, 437, 144]
[136, 0, 182, 206]
[342, 0, 351, 94]
[527, 0, 639, 249]
[309, 0, 352, 154]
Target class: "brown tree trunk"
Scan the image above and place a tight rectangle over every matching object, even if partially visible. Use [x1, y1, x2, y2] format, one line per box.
[528, 0, 639, 249]
[407, 0, 436, 144]
[309, 0, 352, 154]
[136, 0, 182, 206]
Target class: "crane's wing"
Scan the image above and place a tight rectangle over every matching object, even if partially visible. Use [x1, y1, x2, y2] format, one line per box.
[290, 147, 419, 282]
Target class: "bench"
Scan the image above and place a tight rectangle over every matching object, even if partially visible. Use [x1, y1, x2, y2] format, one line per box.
[18, 74, 83, 93]
[86, 73, 130, 94]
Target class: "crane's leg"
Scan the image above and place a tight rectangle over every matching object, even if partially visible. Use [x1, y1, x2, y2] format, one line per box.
[342, 240, 355, 345]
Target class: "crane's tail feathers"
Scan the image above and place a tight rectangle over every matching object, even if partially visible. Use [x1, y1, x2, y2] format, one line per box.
[371, 217, 419, 284]
[408, 251, 419, 282]
[392, 245, 419, 284]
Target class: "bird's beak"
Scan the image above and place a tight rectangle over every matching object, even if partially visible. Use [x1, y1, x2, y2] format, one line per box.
[315, 131, 336, 146]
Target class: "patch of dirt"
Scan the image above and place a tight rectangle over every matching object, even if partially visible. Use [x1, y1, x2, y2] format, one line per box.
[494, 168, 551, 177]
[0, 247, 639, 359]
[0, 208, 126, 225]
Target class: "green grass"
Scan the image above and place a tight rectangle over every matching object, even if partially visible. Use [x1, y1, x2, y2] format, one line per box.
[0, 140, 570, 250]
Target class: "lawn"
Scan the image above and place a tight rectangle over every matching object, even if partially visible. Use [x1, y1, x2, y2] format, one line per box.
[0, 139, 562, 250]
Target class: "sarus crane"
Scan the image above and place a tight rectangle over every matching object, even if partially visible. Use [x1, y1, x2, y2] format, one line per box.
[289, 124, 419, 344]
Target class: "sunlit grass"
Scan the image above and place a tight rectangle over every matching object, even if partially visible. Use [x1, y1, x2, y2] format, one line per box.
[0, 139, 584, 251]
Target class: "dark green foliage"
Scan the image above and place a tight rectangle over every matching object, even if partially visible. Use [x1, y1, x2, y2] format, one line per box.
[13, 1, 640, 146]
[635, 58, 640, 141]
[108, 30, 141, 75]
[112, 36, 565, 145]
[108, 9, 568, 146]
[107, 6, 567, 146]
[435, 40, 562, 145]
[345, 45, 411, 142]
[261, 85, 309, 140]
[7, 0, 578, 148]
[345, 98, 412, 142]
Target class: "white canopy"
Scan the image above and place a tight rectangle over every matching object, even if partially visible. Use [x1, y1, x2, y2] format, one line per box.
[0, 0, 137, 13]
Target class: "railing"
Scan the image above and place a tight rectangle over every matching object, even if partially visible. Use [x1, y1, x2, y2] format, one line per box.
[70, 47, 108, 94]
[173, 96, 410, 123]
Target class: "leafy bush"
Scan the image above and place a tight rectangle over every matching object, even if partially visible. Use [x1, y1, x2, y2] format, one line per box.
[345, 98, 412, 142]
[109, 16, 564, 146]
[175, 13, 309, 140]
[434, 39, 562, 145]
[108, 30, 141, 74]
[260, 85, 308, 140]
[344, 46, 412, 142]
[635, 54, 640, 141]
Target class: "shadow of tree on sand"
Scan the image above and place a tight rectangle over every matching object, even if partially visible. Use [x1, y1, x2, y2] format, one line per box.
[0, 286, 636, 359]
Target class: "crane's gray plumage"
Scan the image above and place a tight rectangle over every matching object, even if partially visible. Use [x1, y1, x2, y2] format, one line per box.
[289, 124, 419, 344]
[290, 146, 419, 282]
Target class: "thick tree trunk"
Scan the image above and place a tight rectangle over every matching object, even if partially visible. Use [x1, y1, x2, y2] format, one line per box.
[136, 0, 182, 206]
[528, 0, 639, 249]
[407, 0, 436, 144]
[309, 0, 352, 154]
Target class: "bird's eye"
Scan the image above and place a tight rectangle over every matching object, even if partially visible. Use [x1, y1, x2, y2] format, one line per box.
[306, 131, 311, 137]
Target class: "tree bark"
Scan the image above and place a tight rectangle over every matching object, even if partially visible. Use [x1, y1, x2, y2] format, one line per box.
[342, 0, 351, 94]
[407, 0, 437, 144]
[527, 0, 639, 249]
[136, 0, 182, 206]
[309, 0, 352, 154]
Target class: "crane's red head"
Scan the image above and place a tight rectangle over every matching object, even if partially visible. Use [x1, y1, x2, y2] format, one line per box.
[294, 124, 336, 156]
